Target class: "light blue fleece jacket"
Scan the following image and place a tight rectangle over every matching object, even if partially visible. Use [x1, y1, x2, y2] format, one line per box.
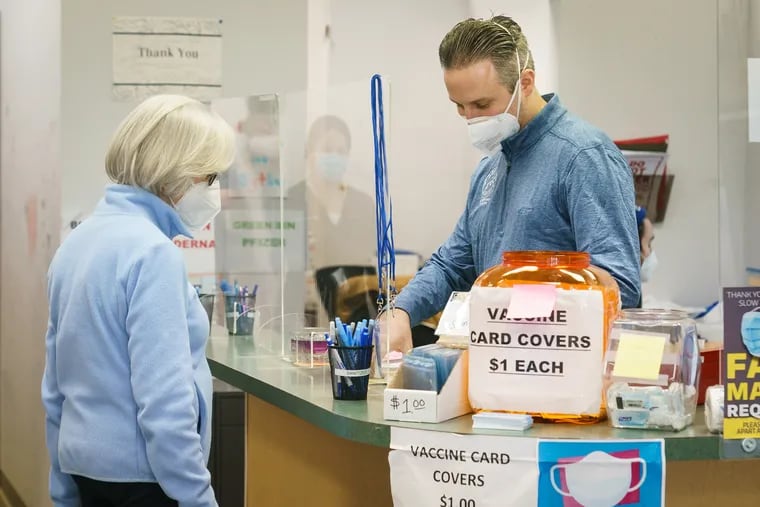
[41, 184, 216, 507]
[395, 95, 641, 325]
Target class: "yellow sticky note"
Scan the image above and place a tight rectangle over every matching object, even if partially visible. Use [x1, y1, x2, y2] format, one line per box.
[612, 333, 666, 380]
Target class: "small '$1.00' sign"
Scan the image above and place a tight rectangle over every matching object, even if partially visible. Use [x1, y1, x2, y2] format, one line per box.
[388, 392, 428, 416]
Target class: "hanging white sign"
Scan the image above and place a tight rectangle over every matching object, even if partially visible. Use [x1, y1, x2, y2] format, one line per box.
[389, 428, 538, 507]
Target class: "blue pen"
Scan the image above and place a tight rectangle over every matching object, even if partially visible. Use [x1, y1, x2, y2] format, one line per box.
[353, 321, 365, 346]
[693, 300, 719, 320]
[340, 326, 351, 347]
[357, 327, 364, 347]
[252, 284, 259, 297]
[243, 285, 249, 297]
[350, 323, 359, 347]
[335, 320, 349, 347]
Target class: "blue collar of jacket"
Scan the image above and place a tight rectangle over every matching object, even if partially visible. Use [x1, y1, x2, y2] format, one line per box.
[500, 93, 566, 161]
[96, 184, 192, 239]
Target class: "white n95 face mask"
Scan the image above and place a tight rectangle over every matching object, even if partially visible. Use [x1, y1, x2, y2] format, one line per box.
[550, 451, 646, 507]
[467, 50, 527, 156]
[174, 180, 221, 232]
[640, 250, 659, 282]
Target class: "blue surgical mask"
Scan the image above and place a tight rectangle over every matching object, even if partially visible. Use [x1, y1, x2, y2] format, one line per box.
[315, 152, 348, 183]
[741, 310, 760, 357]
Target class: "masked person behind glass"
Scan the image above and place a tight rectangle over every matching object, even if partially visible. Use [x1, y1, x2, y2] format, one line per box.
[42, 95, 234, 507]
[636, 206, 658, 284]
[292, 114, 374, 267]
[288, 115, 376, 325]
[382, 15, 641, 353]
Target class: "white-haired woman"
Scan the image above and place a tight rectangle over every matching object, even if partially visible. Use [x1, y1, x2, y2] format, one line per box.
[42, 94, 234, 507]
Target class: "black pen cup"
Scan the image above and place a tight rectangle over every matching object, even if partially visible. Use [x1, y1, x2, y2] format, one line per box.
[198, 294, 215, 329]
[224, 295, 256, 336]
[328, 345, 374, 400]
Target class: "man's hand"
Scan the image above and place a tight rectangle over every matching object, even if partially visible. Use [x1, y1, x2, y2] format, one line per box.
[376, 308, 413, 358]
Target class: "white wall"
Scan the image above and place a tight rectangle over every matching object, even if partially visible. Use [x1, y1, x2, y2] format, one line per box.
[61, 0, 562, 276]
[555, 0, 720, 307]
[746, 1, 760, 273]
[0, 0, 61, 504]
[718, 0, 750, 287]
[61, 0, 308, 226]
[325, 0, 474, 257]
[308, 1, 560, 259]
[61, 0, 479, 261]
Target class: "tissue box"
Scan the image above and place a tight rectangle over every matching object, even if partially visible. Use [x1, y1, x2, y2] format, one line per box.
[383, 350, 472, 423]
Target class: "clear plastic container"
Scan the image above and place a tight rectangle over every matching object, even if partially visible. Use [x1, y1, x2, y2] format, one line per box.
[290, 327, 329, 367]
[603, 309, 700, 431]
[469, 251, 620, 424]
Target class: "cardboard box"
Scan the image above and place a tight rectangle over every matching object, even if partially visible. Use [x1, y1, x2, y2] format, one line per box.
[383, 349, 472, 423]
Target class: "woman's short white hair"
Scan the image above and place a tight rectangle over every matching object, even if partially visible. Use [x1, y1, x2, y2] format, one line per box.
[105, 94, 235, 201]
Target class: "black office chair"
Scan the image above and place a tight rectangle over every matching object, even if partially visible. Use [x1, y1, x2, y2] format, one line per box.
[314, 265, 377, 321]
[314, 264, 437, 348]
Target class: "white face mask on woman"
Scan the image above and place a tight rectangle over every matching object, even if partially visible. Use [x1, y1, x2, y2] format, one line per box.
[466, 50, 528, 156]
[174, 180, 221, 232]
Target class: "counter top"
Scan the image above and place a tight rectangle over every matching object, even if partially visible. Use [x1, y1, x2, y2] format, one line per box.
[206, 331, 720, 461]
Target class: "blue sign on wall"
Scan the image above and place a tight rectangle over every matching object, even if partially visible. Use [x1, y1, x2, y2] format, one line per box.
[537, 439, 665, 507]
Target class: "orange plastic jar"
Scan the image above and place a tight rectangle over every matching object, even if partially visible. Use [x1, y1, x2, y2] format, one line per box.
[468, 251, 620, 424]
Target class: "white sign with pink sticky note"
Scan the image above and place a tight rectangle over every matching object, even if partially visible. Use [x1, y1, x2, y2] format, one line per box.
[468, 285, 605, 415]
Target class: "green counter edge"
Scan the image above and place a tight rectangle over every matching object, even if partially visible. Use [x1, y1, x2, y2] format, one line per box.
[209, 358, 723, 460]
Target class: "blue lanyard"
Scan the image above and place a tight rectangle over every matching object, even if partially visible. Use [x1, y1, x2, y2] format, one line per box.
[371, 74, 395, 309]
